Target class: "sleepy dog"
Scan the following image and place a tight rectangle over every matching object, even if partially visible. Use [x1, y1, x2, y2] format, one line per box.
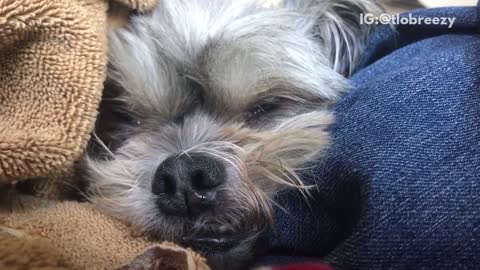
[85, 0, 381, 268]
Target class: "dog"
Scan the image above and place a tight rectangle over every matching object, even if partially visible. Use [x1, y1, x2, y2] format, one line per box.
[85, 0, 381, 268]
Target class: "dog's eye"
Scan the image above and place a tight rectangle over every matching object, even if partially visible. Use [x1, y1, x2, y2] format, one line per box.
[250, 104, 276, 116]
[112, 108, 140, 125]
[247, 102, 279, 123]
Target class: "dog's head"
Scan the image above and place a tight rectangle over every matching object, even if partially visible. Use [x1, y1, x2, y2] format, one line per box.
[86, 0, 380, 267]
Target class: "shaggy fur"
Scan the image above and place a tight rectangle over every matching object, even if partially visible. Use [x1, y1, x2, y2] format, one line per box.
[85, 0, 381, 268]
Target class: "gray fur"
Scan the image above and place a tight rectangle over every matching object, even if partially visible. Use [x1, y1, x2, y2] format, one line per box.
[86, 0, 381, 268]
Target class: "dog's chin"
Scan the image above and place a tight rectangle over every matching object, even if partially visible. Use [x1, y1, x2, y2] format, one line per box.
[147, 223, 260, 269]
[182, 233, 258, 270]
[182, 233, 246, 253]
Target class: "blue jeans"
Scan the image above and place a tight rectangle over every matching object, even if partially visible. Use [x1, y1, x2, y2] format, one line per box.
[257, 5, 480, 270]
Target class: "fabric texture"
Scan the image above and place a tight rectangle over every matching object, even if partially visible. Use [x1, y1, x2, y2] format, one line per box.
[0, 0, 105, 184]
[258, 5, 480, 270]
[255, 263, 334, 270]
[0, 196, 208, 270]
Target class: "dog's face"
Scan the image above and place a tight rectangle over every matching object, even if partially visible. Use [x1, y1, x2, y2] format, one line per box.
[86, 0, 379, 267]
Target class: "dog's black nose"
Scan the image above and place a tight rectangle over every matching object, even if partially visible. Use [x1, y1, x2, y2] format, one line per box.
[152, 155, 226, 217]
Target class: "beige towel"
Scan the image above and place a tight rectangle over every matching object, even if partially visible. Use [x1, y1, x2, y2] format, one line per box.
[0, 196, 209, 270]
[0, 0, 106, 183]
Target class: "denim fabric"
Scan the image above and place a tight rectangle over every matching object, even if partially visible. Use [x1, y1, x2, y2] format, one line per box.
[257, 6, 480, 270]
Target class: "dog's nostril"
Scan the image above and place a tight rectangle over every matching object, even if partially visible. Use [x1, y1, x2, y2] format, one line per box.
[190, 169, 222, 191]
[152, 156, 182, 196]
[162, 174, 177, 195]
[189, 155, 226, 191]
[152, 169, 177, 196]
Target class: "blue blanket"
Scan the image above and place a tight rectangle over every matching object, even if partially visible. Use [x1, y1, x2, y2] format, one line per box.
[257, 5, 480, 269]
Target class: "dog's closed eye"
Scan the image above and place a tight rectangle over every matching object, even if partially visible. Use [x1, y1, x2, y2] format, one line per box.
[245, 92, 329, 127]
[111, 107, 138, 124]
[249, 103, 278, 118]
[246, 97, 283, 125]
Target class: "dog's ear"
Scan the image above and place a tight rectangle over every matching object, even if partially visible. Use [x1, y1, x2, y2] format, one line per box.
[283, 0, 383, 76]
[87, 80, 134, 157]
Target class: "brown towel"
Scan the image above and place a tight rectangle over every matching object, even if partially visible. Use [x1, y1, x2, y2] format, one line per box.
[0, 0, 210, 268]
[0, 196, 209, 270]
[0, 0, 106, 183]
